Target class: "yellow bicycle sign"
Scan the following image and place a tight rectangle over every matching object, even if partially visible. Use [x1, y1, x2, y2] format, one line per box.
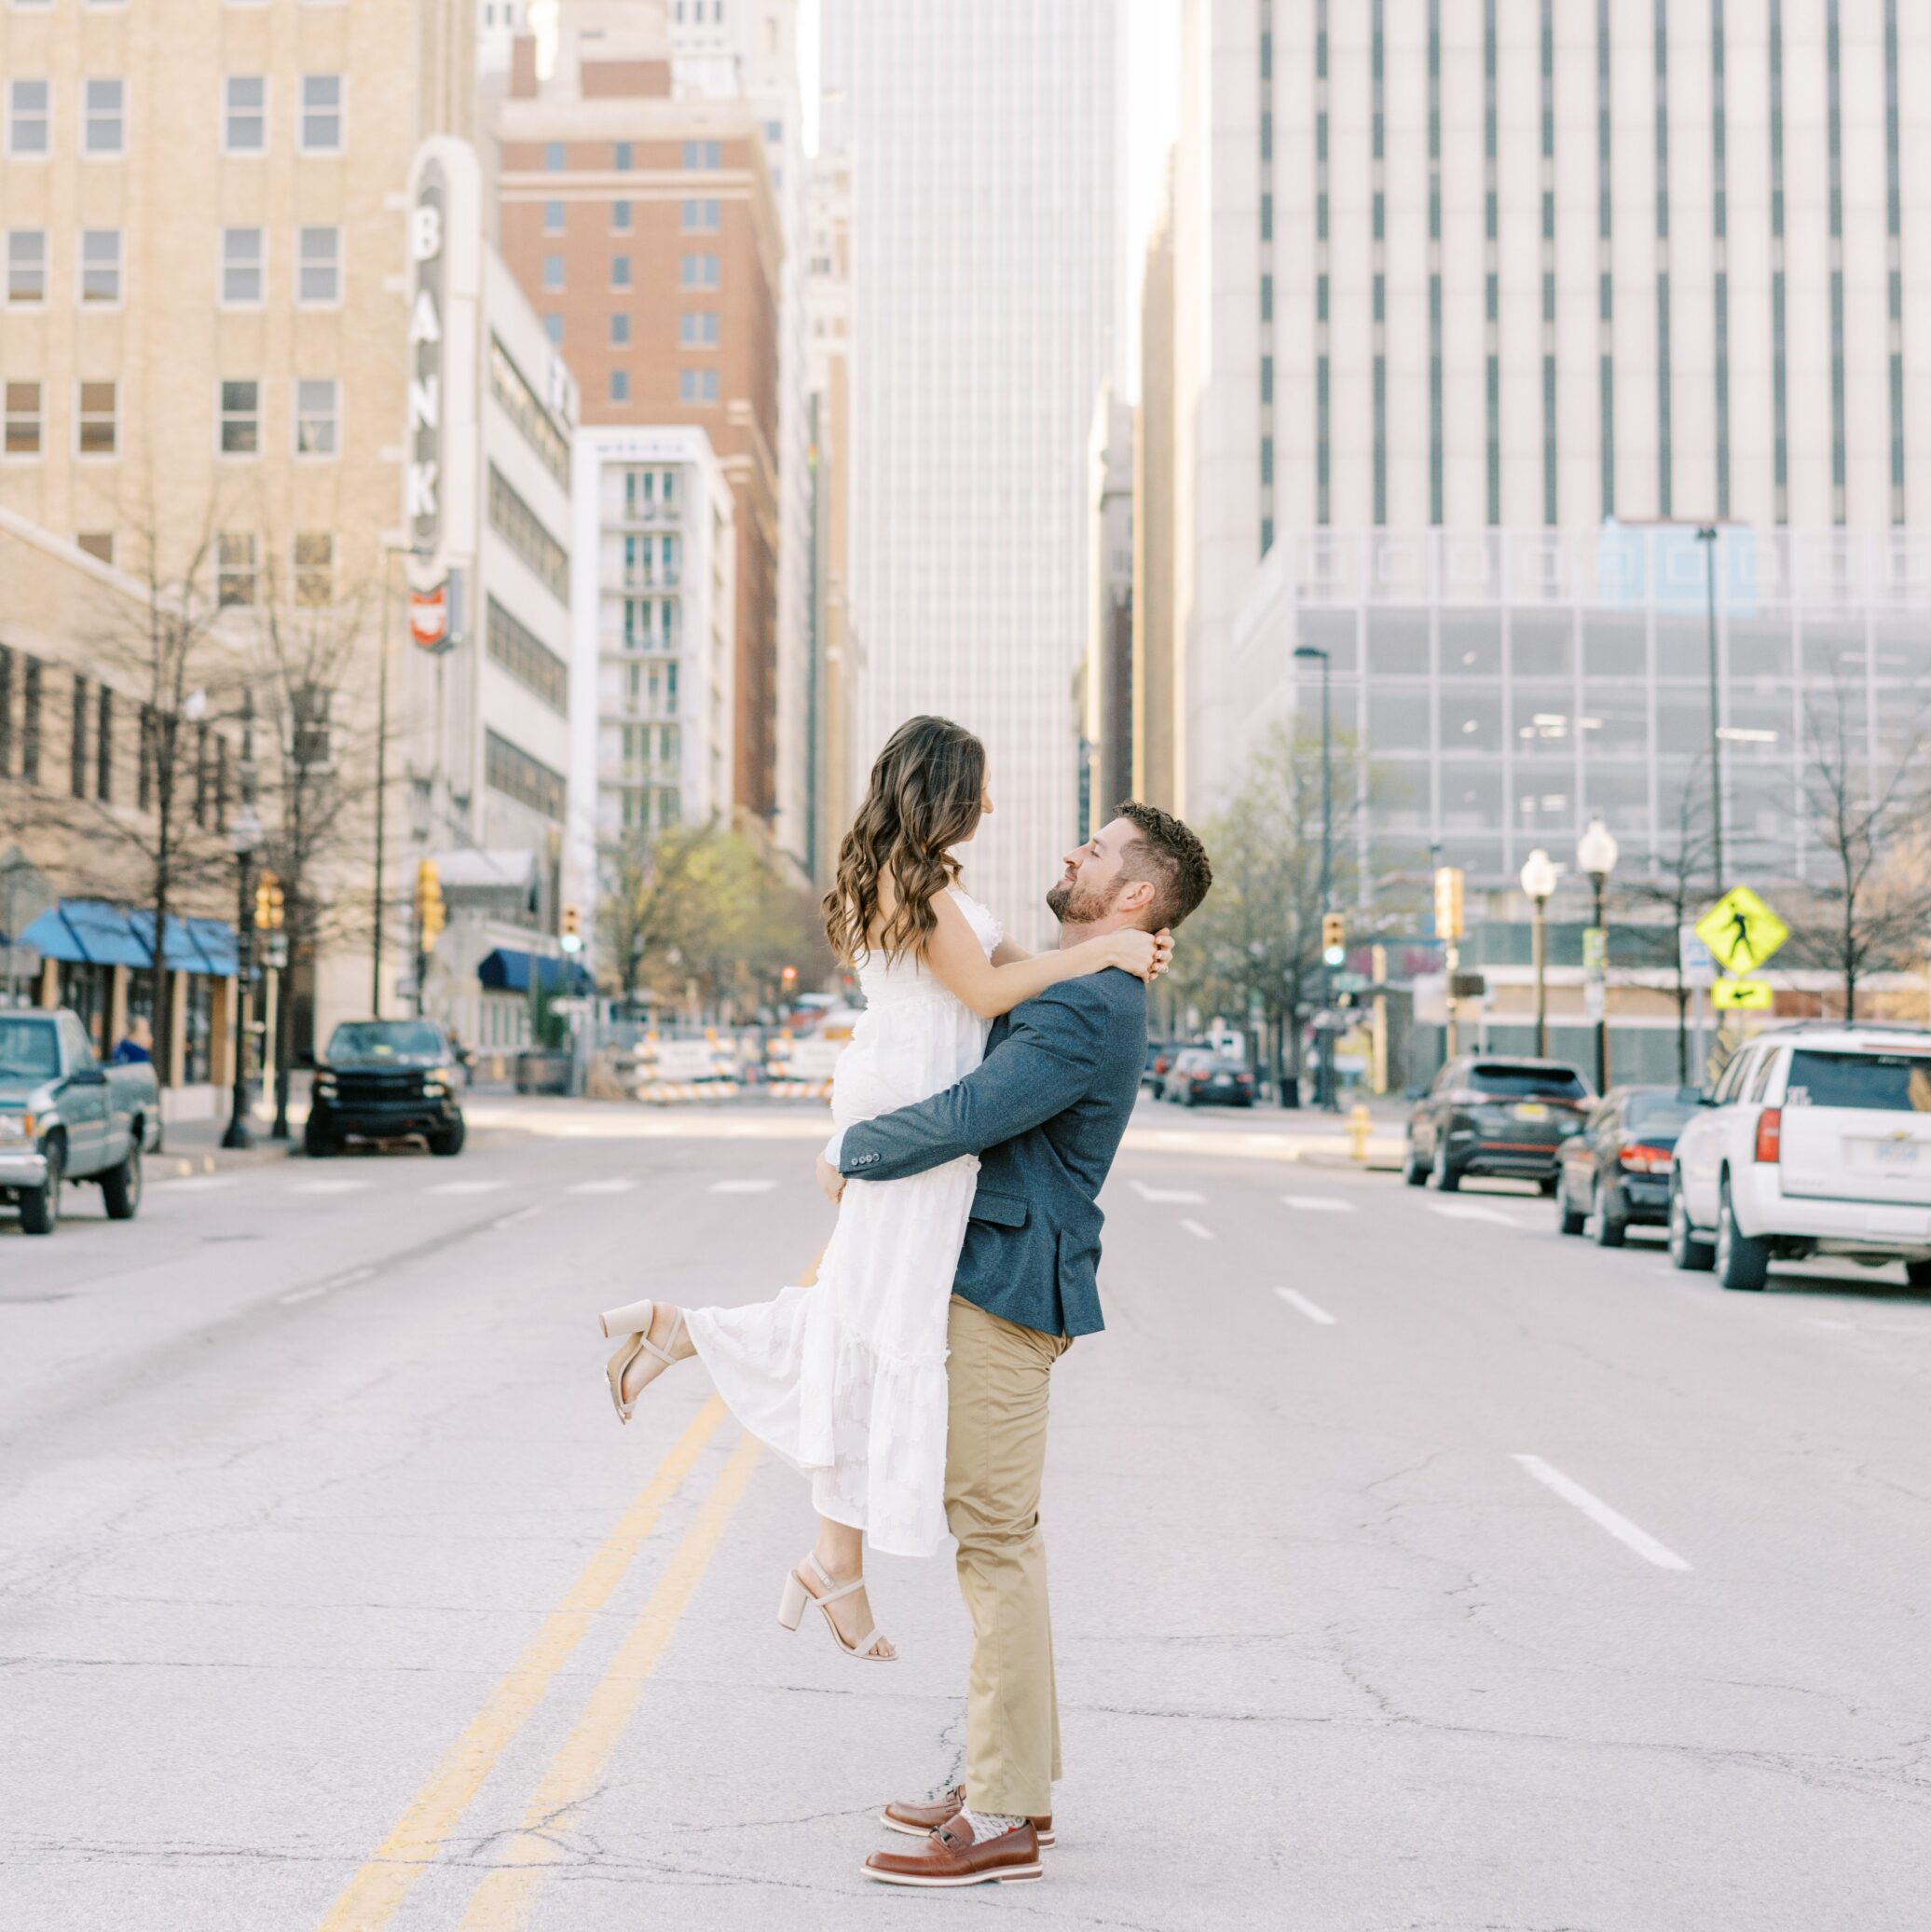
[1694, 886, 1789, 977]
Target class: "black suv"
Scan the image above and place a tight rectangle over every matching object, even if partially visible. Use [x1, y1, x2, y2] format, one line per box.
[306, 1019, 467, 1158]
[1404, 1055, 1592, 1192]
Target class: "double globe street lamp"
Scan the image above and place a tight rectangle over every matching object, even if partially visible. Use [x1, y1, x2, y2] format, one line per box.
[1578, 816, 1620, 1094]
[1519, 847, 1560, 1059]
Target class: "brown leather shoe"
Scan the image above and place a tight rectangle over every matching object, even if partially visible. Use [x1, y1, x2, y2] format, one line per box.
[879, 1785, 1056, 1849]
[865, 1814, 1043, 1887]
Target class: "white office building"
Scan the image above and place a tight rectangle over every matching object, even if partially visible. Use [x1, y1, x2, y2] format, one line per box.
[820, 1, 1121, 943]
[568, 423, 737, 944]
[1176, 0, 1931, 877]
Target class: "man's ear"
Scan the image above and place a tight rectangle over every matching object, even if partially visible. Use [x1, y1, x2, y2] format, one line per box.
[1116, 877, 1157, 919]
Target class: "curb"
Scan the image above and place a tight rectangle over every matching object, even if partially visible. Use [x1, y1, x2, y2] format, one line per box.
[151, 1143, 297, 1180]
[1297, 1149, 1403, 1173]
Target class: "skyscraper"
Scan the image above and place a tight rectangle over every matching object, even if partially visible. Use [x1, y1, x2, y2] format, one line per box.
[821, 1, 1121, 941]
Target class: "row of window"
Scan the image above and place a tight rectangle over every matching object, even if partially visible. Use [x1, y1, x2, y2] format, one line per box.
[6, 224, 343, 308]
[484, 727, 566, 825]
[538, 252, 719, 295]
[551, 308, 720, 352]
[537, 138, 721, 172]
[5, 73, 344, 158]
[485, 595, 569, 718]
[604, 368, 718, 406]
[487, 464, 569, 603]
[1, 377, 339, 460]
[540, 198, 719, 235]
[486, 335, 570, 491]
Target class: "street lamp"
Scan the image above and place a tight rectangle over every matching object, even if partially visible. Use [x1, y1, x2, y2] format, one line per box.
[1578, 816, 1620, 1094]
[223, 799, 265, 1150]
[1519, 847, 1559, 1058]
[1294, 643, 1334, 1110]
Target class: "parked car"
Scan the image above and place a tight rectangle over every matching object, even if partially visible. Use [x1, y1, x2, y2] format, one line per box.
[1555, 1084, 1701, 1245]
[1667, 1022, 1931, 1292]
[1404, 1055, 1593, 1192]
[1143, 1040, 1181, 1097]
[0, 1007, 159, 1234]
[306, 1018, 466, 1158]
[1162, 1048, 1255, 1108]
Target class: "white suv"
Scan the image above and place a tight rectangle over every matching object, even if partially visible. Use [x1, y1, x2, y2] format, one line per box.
[1668, 1023, 1931, 1292]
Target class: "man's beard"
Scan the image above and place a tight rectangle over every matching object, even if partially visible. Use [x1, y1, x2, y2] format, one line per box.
[1047, 875, 1115, 926]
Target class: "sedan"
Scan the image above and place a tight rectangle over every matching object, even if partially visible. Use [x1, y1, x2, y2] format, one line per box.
[1164, 1048, 1255, 1108]
[1555, 1085, 1701, 1245]
[1404, 1055, 1593, 1192]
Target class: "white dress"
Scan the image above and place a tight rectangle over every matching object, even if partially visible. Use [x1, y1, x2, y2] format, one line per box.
[683, 887, 1001, 1558]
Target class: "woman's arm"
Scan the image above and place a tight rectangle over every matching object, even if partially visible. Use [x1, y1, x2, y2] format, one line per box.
[990, 937, 1033, 966]
[920, 890, 1159, 1021]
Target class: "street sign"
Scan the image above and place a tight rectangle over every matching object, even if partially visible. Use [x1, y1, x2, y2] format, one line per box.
[1678, 925, 1718, 987]
[1582, 926, 1607, 973]
[1583, 979, 1606, 1021]
[1695, 886, 1789, 976]
[1333, 971, 1372, 995]
[1712, 977, 1774, 1011]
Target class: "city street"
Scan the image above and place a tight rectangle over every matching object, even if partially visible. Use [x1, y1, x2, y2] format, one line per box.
[4, 1098, 1930, 1931]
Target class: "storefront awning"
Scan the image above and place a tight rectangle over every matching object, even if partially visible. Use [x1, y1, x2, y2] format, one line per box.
[477, 948, 592, 995]
[18, 900, 239, 976]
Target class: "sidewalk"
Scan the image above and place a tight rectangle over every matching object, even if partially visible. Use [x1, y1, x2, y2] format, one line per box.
[152, 1096, 300, 1178]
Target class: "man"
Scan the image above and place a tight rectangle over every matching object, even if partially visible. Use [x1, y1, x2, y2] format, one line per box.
[815, 802, 1212, 1888]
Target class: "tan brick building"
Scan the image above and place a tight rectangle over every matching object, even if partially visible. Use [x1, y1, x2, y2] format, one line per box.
[492, 6, 783, 829]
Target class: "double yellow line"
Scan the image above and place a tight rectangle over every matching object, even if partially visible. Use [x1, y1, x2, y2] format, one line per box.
[315, 1396, 760, 1932]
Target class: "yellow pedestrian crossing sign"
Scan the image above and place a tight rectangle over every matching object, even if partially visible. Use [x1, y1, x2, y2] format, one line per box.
[1711, 977, 1774, 1012]
[1695, 887, 1789, 976]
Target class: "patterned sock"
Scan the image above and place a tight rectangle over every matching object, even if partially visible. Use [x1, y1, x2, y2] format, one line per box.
[961, 1807, 1025, 1843]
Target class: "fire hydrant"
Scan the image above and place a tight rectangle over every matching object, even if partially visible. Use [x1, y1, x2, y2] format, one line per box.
[1348, 1103, 1372, 1163]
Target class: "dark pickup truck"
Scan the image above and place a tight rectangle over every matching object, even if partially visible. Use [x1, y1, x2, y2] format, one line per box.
[306, 1018, 467, 1158]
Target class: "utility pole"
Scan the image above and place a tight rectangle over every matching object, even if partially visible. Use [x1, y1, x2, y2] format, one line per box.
[1695, 526, 1725, 891]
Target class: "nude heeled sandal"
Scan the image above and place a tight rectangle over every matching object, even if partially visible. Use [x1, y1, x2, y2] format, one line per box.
[776, 1552, 896, 1663]
[598, 1298, 686, 1424]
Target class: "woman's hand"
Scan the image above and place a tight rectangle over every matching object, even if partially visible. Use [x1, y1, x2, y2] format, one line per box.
[1150, 928, 1174, 980]
[1099, 928, 1161, 980]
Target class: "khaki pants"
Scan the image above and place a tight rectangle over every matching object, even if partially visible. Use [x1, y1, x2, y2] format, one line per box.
[944, 1295, 1072, 1818]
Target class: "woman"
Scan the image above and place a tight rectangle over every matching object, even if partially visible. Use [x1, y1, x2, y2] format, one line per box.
[596, 717, 1167, 1662]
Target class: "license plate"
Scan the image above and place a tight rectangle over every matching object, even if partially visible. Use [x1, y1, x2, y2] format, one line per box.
[1514, 1103, 1549, 1121]
[1871, 1139, 1922, 1166]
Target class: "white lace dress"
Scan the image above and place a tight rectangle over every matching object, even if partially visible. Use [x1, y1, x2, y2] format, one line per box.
[683, 887, 1001, 1558]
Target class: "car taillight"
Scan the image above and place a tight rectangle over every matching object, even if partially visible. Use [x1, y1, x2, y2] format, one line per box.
[1618, 1142, 1672, 1172]
[1754, 1108, 1782, 1163]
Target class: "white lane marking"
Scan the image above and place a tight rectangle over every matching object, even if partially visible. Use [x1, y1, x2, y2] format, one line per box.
[1281, 1194, 1356, 1213]
[1512, 1454, 1692, 1572]
[1130, 1181, 1206, 1204]
[280, 1264, 374, 1307]
[1429, 1201, 1527, 1226]
[709, 1179, 777, 1195]
[493, 1205, 541, 1228]
[291, 1178, 372, 1196]
[1179, 1218, 1214, 1241]
[326, 1267, 376, 1289]
[426, 1180, 504, 1196]
[568, 1177, 638, 1196]
[1275, 1287, 1336, 1325]
[156, 1175, 237, 1193]
[281, 1286, 327, 1305]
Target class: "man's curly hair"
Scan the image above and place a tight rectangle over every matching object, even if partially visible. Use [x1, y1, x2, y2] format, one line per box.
[1115, 801, 1212, 932]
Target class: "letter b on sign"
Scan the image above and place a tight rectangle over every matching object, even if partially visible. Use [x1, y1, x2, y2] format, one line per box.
[410, 203, 443, 263]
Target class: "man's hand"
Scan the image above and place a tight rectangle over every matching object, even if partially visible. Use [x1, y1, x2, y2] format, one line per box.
[815, 1151, 846, 1206]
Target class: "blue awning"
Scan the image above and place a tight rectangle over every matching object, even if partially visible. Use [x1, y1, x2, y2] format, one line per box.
[478, 948, 592, 994]
[18, 900, 240, 976]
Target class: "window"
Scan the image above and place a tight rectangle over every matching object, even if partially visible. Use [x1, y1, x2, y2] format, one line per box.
[543, 199, 565, 233]
[610, 254, 631, 290]
[77, 531, 114, 565]
[487, 335, 570, 486]
[217, 532, 257, 607]
[95, 683, 113, 801]
[609, 369, 629, 404]
[77, 380, 116, 455]
[543, 313, 563, 345]
[219, 380, 260, 455]
[679, 253, 719, 289]
[225, 75, 267, 152]
[487, 464, 568, 600]
[610, 311, 631, 346]
[294, 531, 333, 606]
[8, 79, 49, 157]
[542, 253, 564, 290]
[300, 74, 342, 151]
[681, 139, 721, 170]
[678, 310, 719, 347]
[681, 197, 720, 231]
[613, 140, 632, 170]
[543, 140, 565, 170]
[21, 658, 43, 783]
[79, 227, 121, 303]
[486, 595, 569, 715]
[297, 226, 340, 304]
[70, 673, 89, 798]
[83, 77, 123, 154]
[611, 198, 632, 231]
[294, 377, 337, 456]
[222, 226, 263, 304]
[0, 646, 11, 776]
[5, 381, 42, 455]
[764, 118, 783, 144]
[7, 229, 46, 303]
[678, 369, 719, 404]
[485, 728, 565, 822]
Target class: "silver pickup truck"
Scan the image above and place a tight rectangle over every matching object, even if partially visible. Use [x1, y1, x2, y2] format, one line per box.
[0, 1007, 160, 1235]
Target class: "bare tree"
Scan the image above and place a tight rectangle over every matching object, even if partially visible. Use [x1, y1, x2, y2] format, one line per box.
[596, 821, 720, 1018]
[1620, 760, 1719, 1084]
[1784, 678, 1931, 1018]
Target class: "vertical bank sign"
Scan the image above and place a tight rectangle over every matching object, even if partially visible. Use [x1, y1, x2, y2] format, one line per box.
[407, 159, 449, 648]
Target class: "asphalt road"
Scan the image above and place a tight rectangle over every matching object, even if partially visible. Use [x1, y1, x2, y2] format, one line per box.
[3, 1096, 1928, 1930]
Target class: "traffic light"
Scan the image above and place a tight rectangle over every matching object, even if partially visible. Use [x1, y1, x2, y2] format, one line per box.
[253, 870, 284, 930]
[1321, 912, 1346, 966]
[560, 904, 582, 954]
[1433, 865, 1466, 941]
[415, 856, 445, 952]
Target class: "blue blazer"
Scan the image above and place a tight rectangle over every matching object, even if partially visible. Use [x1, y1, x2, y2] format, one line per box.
[834, 967, 1148, 1337]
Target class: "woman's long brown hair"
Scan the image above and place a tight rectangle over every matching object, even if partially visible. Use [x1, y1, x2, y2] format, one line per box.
[824, 716, 986, 964]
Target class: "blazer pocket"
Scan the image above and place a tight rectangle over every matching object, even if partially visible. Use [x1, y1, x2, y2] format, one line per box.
[968, 1189, 1029, 1228]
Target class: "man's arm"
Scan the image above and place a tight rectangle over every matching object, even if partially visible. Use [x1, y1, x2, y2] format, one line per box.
[832, 980, 1116, 1186]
